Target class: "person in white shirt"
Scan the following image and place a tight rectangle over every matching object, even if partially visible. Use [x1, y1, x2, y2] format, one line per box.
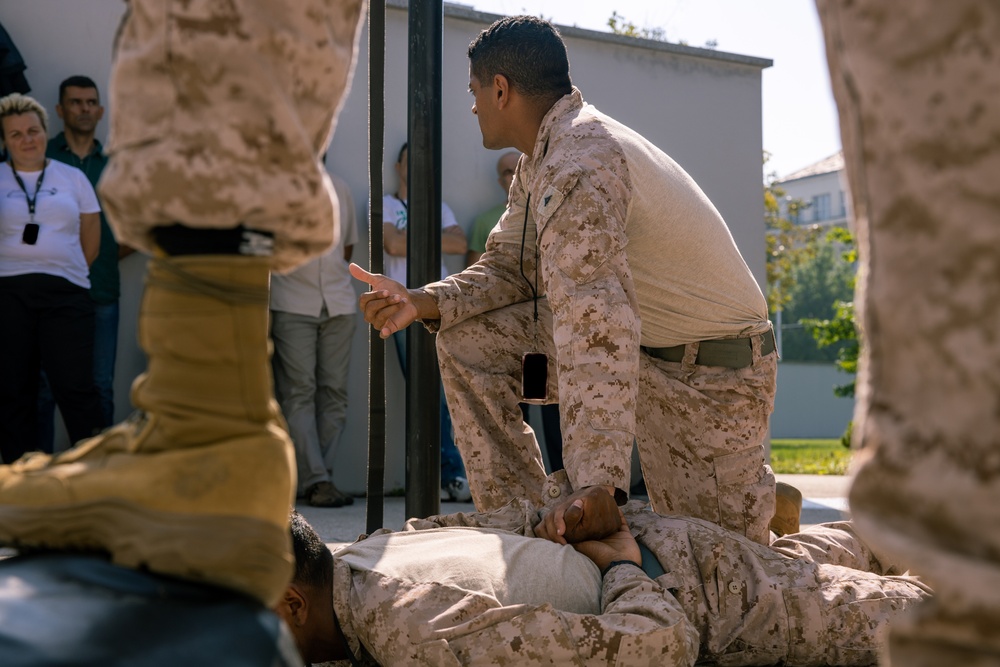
[0, 93, 105, 462]
[382, 142, 471, 501]
[270, 173, 358, 508]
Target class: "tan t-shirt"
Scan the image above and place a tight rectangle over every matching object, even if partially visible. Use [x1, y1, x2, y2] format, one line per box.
[335, 527, 602, 614]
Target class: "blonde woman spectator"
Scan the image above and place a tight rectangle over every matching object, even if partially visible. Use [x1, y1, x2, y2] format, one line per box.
[0, 93, 104, 462]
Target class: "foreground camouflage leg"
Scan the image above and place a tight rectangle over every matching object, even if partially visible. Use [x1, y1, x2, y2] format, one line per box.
[100, 0, 366, 272]
[0, 0, 364, 607]
[817, 0, 1000, 663]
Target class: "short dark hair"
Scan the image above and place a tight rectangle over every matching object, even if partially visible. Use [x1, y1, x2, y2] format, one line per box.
[289, 511, 334, 591]
[468, 16, 572, 102]
[397, 142, 407, 164]
[58, 76, 100, 104]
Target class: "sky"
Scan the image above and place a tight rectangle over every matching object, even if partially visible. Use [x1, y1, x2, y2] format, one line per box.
[465, 0, 842, 180]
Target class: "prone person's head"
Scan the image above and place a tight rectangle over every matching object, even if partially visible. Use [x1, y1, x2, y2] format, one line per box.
[273, 511, 345, 664]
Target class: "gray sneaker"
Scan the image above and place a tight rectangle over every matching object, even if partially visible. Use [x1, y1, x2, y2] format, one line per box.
[442, 477, 472, 503]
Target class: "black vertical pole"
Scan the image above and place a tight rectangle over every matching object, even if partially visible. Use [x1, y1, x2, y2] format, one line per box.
[366, 0, 387, 534]
[406, 0, 443, 519]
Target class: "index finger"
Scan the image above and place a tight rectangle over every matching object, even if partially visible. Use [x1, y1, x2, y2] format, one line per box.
[349, 262, 379, 286]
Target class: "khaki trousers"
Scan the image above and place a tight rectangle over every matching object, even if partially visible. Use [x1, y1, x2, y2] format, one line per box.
[437, 298, 777, 544]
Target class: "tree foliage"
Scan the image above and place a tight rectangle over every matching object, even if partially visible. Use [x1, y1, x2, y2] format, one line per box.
[606, 11, 717, 49]
[607, 11, 666, 41]
[764, 154, 822, 315]
[779, 240, 856, 362]
[801, 228, 859, 397]
[764, 155, 856, 364]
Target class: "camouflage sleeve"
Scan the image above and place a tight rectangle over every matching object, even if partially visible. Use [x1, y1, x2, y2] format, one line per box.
[441, 565, 697, 666]
[349, 564, 697, 666]
[536, 161, 639, 497]
[400, 498, 543, 535]
[421, 174, 537, 332]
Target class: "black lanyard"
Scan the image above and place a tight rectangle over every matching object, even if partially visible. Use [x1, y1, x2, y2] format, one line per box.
[518, 193, 539, 324]
[10, 160, 47, 220]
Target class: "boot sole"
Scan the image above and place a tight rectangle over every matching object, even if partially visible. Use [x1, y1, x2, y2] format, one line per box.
[0, 498, 292, 606]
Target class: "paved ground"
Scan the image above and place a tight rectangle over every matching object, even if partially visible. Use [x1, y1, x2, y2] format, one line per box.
[300, 473, 852, 548]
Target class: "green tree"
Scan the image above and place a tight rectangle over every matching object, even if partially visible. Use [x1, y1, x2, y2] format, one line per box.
[764, 162, 820, 316]
[801, 227, 860, 448]
[606, 12, 716, 49]
[779, 235, 856, 362]
[607, 11, 666, 41]
[802, 227, 859, 392]
[764, 153, 856, 363]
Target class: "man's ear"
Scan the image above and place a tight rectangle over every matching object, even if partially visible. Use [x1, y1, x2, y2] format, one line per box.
[55, 104, 65, 121]
[493, 73, 511, 110]
[277, 584, 310, 627]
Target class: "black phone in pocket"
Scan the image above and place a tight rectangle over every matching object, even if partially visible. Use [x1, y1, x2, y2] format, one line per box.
[521, 352, 548, 401]
[22, 223, 39, 245]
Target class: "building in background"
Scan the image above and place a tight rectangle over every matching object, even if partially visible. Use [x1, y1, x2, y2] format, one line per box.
[777, 151, 850, 228]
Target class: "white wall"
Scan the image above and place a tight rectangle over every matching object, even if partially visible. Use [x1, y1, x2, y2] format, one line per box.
[2, 2, 771, 492]
[771, 362, 855, 439]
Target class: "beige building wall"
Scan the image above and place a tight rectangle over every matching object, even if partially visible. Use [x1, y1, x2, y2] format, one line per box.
[2, 1, 770, 492]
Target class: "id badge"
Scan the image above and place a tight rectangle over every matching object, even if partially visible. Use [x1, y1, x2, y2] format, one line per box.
[21, 222, 39, 245]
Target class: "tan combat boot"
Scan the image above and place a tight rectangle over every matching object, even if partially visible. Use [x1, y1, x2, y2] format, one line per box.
[0, 256, 295, 607]
[769, 481, 803, 537]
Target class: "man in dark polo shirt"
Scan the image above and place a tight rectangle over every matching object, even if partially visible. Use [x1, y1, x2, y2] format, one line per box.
[40, 75, 132, 447]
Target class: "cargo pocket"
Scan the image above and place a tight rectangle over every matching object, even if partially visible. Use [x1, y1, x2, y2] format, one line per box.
[714, 445, 767, 537]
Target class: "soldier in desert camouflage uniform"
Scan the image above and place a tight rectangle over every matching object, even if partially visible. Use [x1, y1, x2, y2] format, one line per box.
[0, 0, 365, 608]
[352, 15, 778, 544]
[277, 486, 929, 666]
[816, 1, 1000, 664]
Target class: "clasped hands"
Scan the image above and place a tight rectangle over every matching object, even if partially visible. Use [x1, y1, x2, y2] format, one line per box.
[535, 486, 641, 573]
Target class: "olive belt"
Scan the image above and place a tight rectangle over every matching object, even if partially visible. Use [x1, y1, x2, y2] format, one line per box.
[641, 329, 776, 369]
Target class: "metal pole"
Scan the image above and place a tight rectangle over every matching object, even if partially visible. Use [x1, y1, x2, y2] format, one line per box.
[366, 0, 387, 534]
[405, 0, 443, 519]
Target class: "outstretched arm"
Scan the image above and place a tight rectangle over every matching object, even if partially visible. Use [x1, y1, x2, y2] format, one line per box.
[349, 263, 441, 338]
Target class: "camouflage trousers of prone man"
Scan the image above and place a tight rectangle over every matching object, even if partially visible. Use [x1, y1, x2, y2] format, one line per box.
[437, 298, 778, 545]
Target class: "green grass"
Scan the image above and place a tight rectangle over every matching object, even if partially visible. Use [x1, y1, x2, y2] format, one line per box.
[769, 438, 851, 475]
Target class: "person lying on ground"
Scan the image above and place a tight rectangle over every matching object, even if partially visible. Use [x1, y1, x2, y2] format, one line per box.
[276, 487, 929, 666]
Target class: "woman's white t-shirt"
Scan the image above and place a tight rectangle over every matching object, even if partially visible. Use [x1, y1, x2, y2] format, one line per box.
[0, 160, 101, 288]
